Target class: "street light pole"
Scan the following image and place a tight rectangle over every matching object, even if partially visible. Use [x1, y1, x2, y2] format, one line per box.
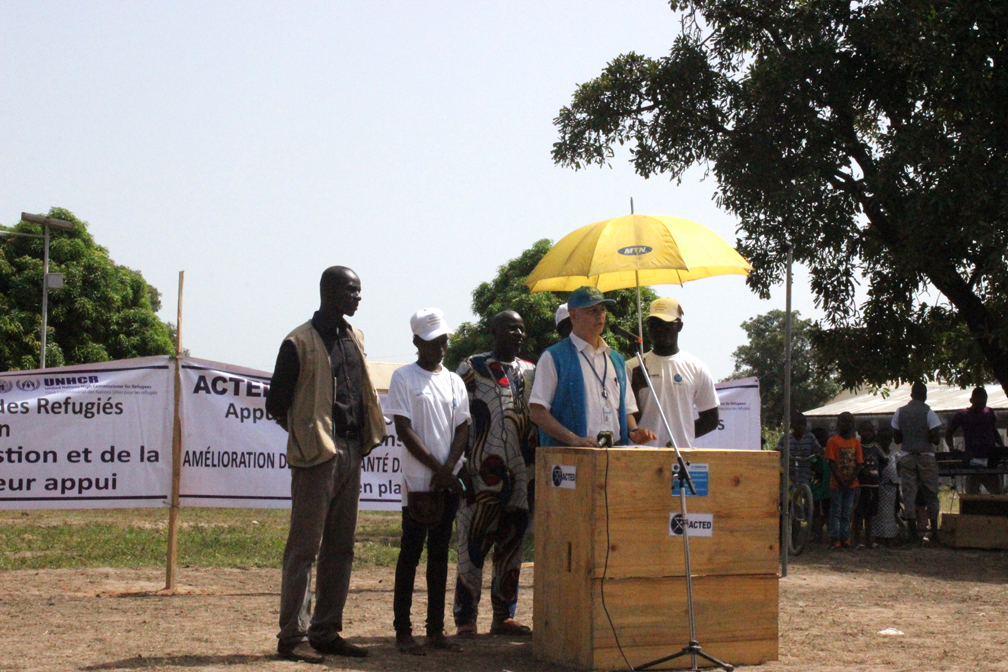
[780, 241, 793, 577]
[16, 213, 75, 369]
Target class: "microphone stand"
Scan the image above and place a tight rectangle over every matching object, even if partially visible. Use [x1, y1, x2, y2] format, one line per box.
[619, 328, 733, 672]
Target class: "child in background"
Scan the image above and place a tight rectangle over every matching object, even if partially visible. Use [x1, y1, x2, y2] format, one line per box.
[809, 426, 832, 542]
[825, 412, 864, 548]
[852, 421, 883, 548]
[872, 426, 901, 545]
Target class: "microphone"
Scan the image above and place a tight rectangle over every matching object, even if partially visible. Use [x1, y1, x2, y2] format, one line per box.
[609, 324, 642, 345]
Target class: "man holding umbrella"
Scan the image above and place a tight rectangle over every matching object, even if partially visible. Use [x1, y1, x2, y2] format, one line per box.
[529, 286, 657, 447]
[628, 298, 719, 448]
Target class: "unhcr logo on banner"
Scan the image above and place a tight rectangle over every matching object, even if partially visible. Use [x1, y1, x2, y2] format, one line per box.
[17, 379, 41, 392]
[44, 375, 100, 389]
[617, 245, 653, 256]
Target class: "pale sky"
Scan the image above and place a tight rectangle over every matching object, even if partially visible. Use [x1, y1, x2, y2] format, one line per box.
[2, 1, 820, 380]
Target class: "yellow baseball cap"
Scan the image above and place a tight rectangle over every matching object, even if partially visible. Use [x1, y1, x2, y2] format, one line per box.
[648, 297, 684, 322]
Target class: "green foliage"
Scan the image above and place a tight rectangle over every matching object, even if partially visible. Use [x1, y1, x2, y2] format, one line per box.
[552, 0, 1008, 395]
[731, 310, 840, 429]
[0, 207, 174, 371]
[444, 239, 659, 370]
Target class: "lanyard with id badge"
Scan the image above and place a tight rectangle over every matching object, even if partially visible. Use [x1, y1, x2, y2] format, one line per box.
[580, 349, 617, 427]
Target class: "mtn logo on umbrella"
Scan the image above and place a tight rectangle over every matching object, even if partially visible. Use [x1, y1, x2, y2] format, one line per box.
[617, 245, 653, 256]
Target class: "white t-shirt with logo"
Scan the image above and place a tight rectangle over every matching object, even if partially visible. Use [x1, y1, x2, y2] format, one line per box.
[384, 363, 470, 495]
[628, 350, 719, 449]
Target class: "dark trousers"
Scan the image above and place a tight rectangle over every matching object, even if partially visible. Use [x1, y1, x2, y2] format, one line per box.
[393, 492, 460, 637]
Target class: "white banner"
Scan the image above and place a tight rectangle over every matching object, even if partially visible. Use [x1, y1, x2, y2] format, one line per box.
[179, 358, 290, 507]
[359, 399, 403, 511]
[693, 377, 761, 451]
[0, 357, 174, 509]
[178, 358, 404, 510]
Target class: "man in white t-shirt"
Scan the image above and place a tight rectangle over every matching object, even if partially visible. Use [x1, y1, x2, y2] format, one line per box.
[628, 298, 719, 449]
[384, 308, 470, 655]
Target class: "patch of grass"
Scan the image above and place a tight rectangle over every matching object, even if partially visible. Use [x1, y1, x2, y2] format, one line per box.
[0, 509, 408, 571]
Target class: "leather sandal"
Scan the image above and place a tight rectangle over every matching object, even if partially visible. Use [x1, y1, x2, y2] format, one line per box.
[489, 618, 532, 636]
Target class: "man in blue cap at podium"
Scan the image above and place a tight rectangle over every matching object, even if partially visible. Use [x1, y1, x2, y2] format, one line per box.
[529, 286, 656, 447]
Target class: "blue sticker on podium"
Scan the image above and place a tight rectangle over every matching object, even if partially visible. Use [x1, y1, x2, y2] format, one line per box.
[671, 463, 709, 497]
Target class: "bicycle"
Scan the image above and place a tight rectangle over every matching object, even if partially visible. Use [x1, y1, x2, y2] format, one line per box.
[783, 455, 816, 556]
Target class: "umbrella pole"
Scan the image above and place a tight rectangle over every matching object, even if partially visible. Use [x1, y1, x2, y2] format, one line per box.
[636, 271, 644, 344]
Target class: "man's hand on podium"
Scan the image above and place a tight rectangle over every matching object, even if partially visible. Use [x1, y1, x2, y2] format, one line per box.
[629, 427, 657, 445]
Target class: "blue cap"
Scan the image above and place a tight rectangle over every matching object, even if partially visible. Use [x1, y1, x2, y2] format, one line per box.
[567, 286, 616, 310]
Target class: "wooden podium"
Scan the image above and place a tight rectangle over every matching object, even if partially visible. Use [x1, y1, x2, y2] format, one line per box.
[533, 447, 779, 670]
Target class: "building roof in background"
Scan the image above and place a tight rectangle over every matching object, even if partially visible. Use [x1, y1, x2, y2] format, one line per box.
[805, 382, 1008, 417]
[366, 361, 403, 393]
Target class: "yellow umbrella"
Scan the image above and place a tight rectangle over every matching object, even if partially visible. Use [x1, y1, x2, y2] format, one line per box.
[525, 214, 751, 338]
[525, 214, 750, 293]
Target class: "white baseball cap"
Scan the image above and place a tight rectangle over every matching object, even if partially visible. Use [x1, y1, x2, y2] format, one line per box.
[410, 308, 452, 341]
[555, 303, 570, 326]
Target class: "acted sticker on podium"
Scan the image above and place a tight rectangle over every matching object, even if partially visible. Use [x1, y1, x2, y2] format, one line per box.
[669, 511, 714, 537]
[549, 464, 577, 489]
[671, 462, 709, 496]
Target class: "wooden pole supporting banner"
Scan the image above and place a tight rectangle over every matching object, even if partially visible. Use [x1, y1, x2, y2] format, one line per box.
[165, 271, 184, 592]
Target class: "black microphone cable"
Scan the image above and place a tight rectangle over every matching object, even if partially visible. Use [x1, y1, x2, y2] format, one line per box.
[600, 438, 636, 671]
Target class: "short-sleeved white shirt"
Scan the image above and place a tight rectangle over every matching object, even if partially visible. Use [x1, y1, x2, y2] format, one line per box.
[529, 333, 637, 441]
[627, 350, 719, 449]
[384, 363, 470, 495]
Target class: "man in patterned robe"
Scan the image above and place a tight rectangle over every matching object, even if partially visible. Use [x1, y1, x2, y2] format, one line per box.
[453, 310, 537, 637]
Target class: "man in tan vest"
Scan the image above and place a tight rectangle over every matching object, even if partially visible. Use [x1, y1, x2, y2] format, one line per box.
[266, 266, 385, 663]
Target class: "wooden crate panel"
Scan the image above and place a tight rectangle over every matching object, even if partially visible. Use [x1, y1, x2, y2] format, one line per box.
[534, 449, 596, 668]
[590, 574, 778, 669]
[939, 513, 1008, 549]
[589, 448, 779, 578]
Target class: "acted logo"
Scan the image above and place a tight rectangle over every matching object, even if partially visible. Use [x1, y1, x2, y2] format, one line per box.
[668, 512, 714, 537]
[550, 464, 577, 490]
[0, 380, 13, 394]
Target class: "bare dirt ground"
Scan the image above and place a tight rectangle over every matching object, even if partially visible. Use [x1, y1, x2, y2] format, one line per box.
[2, 545, 1007, 672]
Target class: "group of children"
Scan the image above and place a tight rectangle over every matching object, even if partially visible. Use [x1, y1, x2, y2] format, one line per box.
[821, 412, 904, 548]
[782, 411, 903, 549]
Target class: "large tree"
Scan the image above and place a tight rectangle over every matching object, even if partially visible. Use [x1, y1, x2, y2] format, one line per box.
[445, 239, 658, 371]
[731, 310, 840, 427]
[0, 207, 175, 371]
[552, 0, 1008, 395]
